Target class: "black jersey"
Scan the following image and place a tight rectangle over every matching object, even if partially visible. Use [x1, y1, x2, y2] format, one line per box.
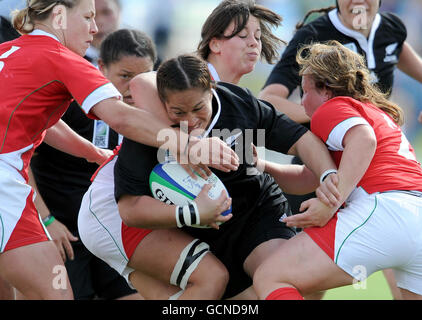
[114, 82, 307, 206]
[0, 16, 19, 44]
[114, 82, 307, 297]
[264, 9, 407, 96]
[30, 102, 121, 231]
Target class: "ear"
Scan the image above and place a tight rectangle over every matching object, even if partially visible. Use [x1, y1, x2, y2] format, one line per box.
[52, 5, 68, 30]
[209, 37, 222, 54]
[323, 88, 333, 101]
[97, 59, 106, 74]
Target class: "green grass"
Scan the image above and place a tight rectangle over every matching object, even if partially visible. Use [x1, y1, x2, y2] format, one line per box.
[323, 271, 393, 300]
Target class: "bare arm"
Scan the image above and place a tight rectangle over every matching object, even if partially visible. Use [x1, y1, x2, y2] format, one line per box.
[253, 139, 339, 206]
[284, 124, 377, 228]
[331, 124, 377, 204]
[118, 185, 232, 230]
[28, 167, 50, 222]
[28, 166, 78, 261]
[44, 119, 112, 165]
[260, 161, 319, 195]
[259, 83, 310, 124]
[288, 131, 338, 182]
[397, 41, 422, 83]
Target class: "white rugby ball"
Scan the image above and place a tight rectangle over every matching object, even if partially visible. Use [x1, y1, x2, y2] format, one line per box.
[149, 161, 231, 228]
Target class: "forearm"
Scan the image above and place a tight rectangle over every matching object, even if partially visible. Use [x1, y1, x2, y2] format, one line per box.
[28, 167, 50, 220]
[291, 131, 337, 180]
[92, 99, 183, 155]
[259, 85, 310, 123]
[44, 119, 104, 163]
[118, 195, 177, 229]
[265, 95, 309, 123]
[262, 161, 318, 194]
[335, 128, 376, 203]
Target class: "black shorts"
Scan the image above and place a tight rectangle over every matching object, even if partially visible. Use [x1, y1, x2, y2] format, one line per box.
[185, 177, 296, 299]
[65, 231, 137, 300]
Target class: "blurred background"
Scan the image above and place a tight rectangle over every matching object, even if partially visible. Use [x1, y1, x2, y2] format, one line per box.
[119, 0, 422, 163]
[1, 0, 422, 299]
[1, 0, 421, 160]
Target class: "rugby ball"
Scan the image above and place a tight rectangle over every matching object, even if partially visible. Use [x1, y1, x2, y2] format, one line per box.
[149, 161, 231, 228]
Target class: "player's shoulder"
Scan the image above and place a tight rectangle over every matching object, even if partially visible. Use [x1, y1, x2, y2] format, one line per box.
[380, 12, 406, 28]
[217, 82, 251, 96]
[314, 96, 361, 117]
[216, 82, 258, 111]
[379, 12, 407, 35]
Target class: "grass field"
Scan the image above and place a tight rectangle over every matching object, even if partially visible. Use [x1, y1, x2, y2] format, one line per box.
[323, 271, 393, 300]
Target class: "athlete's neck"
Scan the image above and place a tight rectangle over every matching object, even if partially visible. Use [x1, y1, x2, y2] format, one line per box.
[207, 56, 241, 85]
[33, 23, 65, 45]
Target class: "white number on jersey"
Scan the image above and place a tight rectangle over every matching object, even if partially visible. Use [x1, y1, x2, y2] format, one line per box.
[0, 46, 21, 73]
[382, 114, 417, 162]
[398, 131, 417, 161]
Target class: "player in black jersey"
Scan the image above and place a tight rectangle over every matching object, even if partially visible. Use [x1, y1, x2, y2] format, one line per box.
[259, 0, 422, 300]
[260, 0, 422, 123]
[78, 54, 339, 299]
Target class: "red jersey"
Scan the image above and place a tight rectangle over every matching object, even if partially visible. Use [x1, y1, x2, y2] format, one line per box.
[311, 96, 422, 193]
[0, 31, 121, 179]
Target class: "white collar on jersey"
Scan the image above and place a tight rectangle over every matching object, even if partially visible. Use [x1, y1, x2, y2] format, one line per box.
[28, 29, 60, 42]
[328, 9, 381, 69]
[200, 88, 221, 138]
[207, 62, 221, 82]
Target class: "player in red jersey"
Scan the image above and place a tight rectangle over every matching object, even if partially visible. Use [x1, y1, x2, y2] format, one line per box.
[0, 0, 238, 300]
[254, 41, 422, 300]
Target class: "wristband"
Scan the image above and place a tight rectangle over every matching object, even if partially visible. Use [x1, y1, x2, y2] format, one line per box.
[42, 214, 56, 227]
[175, 202, 200, 228]
[320, 169, 338, 184]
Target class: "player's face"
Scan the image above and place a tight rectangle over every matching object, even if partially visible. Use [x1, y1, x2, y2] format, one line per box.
[213, 15, 262, 82]
[63, 0, 98, 56]
[92, 0, 121, 49]
[164, 88, 213, 135]
[337, 0, 380, 31]
[99, 55, 155, 106]
[301, 75, 331, 118]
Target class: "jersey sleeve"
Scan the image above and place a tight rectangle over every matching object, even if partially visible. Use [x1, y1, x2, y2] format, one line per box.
[382, 12, 407, 44]
[114, 138, 157, 202]
[263, 26, 316, 96]
[50, 48, 121, 117]
[311, 98, 370, 151]
[256, 97, 309, 154]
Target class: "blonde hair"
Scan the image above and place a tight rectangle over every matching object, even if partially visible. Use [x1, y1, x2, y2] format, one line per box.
[297, 40, 404, 126]
[12, 0, 79, 35]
